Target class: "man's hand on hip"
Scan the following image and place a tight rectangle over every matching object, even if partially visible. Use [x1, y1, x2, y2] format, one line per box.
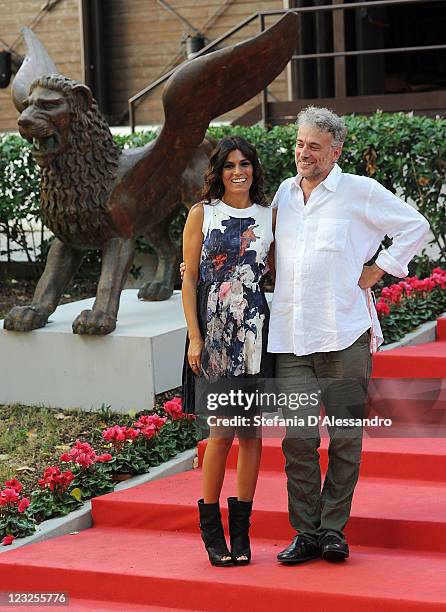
[358, 263, 385, 289]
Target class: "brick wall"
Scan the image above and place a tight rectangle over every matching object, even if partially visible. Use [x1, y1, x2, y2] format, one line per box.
[0, 0, 82, 132]
[0, 0, 289, 131]
[104, 0, 287, 126]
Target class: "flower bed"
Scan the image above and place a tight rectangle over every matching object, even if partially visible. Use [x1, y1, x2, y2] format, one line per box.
[0, 397, 198, 546]
[376, 268, 446, 344]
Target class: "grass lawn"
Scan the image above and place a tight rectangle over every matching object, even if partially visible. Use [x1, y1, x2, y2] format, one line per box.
[0, 390, 182, 498]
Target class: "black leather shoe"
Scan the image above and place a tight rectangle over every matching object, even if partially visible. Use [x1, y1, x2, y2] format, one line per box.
[277, 535, 320, 564]
[320, 535, 349, 561]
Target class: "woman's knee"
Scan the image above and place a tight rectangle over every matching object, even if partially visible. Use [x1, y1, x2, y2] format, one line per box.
[207, 430, 234, 452]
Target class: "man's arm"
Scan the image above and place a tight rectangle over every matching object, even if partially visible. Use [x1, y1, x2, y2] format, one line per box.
[364, 180, 430, 279]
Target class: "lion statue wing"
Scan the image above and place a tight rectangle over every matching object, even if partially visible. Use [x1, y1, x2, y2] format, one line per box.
[119, 12, 299, 195]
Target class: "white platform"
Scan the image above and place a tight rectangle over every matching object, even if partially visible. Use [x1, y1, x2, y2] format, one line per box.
[0, 290, 187, 413]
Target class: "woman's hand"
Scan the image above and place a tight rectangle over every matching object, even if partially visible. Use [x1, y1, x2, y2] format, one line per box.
[188, 337, 204, 375]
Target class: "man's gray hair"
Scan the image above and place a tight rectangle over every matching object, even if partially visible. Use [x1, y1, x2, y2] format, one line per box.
[296, 106, 348, 147]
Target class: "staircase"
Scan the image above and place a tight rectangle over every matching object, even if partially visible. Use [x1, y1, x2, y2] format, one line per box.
[0, 432, 446, 610]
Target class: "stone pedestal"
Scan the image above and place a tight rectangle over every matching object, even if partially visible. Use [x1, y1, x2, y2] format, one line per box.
[0, 290, 187, 413]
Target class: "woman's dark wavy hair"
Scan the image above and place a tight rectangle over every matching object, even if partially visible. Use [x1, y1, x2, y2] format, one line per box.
[201, 136, 268, 207]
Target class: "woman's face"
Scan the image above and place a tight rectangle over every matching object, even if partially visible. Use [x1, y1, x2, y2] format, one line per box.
[221, 149, 254, 198]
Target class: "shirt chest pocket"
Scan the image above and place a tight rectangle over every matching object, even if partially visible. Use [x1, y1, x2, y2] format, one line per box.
[315, 219, 350, 252]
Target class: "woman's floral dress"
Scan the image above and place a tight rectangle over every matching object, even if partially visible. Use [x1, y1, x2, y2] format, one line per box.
[182, 199, 274, 414]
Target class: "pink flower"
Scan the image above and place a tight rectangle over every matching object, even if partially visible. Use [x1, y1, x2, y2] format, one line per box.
[59, 453, 71, 462]
[4, 478, 22, 493]
[163, 397, 184, 420]
[2, 535, 15, 546]
[17, 498, 30, 513]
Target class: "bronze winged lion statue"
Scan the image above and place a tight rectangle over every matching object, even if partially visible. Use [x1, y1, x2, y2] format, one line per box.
[3, 14, 298, 335]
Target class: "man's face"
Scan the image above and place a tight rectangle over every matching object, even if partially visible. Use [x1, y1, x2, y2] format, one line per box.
[295, 124, 342, 183]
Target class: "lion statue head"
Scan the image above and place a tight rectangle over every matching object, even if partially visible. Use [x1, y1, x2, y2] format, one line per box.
[17, 74, 120, 245]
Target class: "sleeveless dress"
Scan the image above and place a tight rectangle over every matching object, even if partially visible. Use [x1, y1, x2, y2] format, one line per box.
[182, 199, 275, 415]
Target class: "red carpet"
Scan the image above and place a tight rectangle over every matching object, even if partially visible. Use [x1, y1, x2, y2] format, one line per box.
[372, 317, 446, 378]
[1, 327, 446, 609]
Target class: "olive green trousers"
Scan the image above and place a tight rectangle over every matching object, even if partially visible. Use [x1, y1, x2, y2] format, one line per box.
[275, 331, 372, 543]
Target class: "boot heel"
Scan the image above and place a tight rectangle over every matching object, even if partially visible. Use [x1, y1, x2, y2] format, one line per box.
[228, 497, 252, 565]
[198, 499, 233, 567]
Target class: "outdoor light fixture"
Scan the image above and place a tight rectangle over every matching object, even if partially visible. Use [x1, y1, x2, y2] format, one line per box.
[0, 50, 12, 88]
[186, 34, 205, 58]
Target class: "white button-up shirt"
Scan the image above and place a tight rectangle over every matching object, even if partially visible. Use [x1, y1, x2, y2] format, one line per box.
[268, 163, 430, 356]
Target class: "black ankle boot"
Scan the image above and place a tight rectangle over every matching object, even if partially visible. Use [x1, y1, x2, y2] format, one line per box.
[197, 499, 233, 567]
[228, 497, 253, 565]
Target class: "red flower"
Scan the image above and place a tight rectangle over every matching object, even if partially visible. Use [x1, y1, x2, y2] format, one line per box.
[96, 453, 113, 463]
[381, 285, 403, 304]
[134, 414, 167, 432]
[2, 535, 15, 546]
[139, 425, 157, 439]
[75, 453, 94, 468]
[102, 425, 139, 443]
[17, 498, 30, 513]
[66, 441, 98, 466]
[38, 467, 74, 494]
[163, 397, 184, 420]
[127, 428, 139, 440]
[431, 273, 446, 289]
[376, 299, 390, 317]
[4, 478, 22, 493]
[1, 488, 20, 504]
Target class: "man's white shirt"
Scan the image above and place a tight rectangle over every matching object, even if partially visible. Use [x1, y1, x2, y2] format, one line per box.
[268, 163, 430, 356]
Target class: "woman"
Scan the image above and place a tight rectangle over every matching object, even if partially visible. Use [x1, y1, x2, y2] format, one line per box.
[182, 136, 275, 567]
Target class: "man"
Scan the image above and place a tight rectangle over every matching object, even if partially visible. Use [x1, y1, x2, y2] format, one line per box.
[270, 106, 429, 564]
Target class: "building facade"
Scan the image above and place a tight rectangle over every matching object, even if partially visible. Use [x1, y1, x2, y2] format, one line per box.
[0, 0, 445, 132]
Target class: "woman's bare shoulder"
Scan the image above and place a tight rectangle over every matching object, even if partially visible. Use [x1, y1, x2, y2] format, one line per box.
[187, 201, 205, 220]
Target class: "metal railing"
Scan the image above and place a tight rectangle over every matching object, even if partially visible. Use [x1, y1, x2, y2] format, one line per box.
[128, 0, 446, 131]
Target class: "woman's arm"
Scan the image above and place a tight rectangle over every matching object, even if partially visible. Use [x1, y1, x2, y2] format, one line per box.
[182, 203, 205, 375]
[267, 208, 277, 283]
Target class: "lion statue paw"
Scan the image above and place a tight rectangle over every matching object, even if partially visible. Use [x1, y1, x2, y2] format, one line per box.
[72, 309, 117, 335]
[3, 305, 50, 332]
[138, 281, 173, 302]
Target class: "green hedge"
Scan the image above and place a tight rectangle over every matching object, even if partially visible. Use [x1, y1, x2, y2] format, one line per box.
[1, 112, 446, 264]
